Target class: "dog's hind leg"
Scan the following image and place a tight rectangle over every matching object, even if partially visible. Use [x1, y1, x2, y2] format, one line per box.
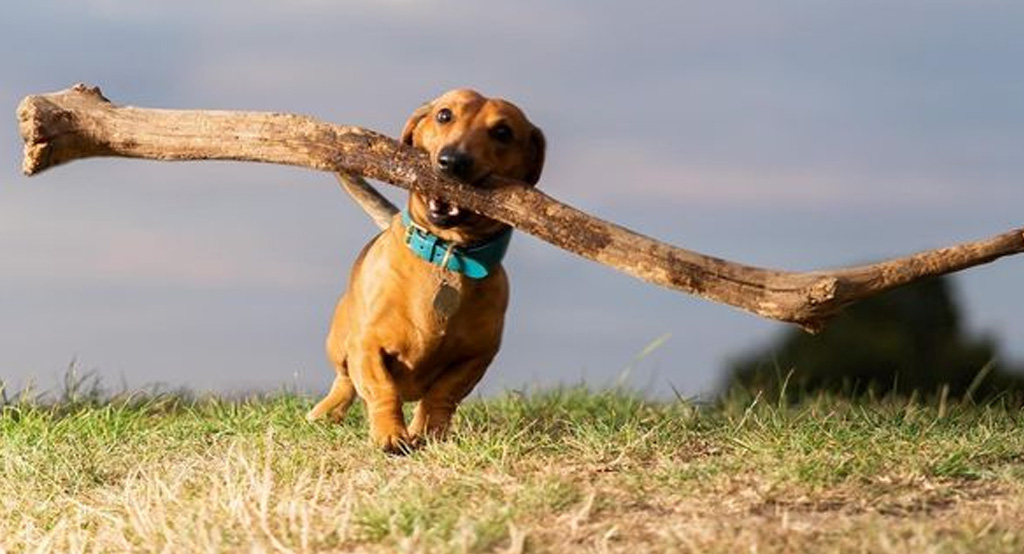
[310, 298, 358, 423]
[307, 365, 357, 423]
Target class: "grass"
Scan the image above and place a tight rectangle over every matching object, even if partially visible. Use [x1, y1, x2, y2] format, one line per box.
[1, 377, 1023, 553]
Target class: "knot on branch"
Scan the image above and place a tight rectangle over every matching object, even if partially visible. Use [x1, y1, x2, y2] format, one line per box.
[71, 83, 110, 103]
[807, 276, 838, 305]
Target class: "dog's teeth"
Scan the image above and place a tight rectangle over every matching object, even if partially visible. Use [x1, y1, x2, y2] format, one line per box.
[448, 205, 460, 216]
[428, 199, 441, 211]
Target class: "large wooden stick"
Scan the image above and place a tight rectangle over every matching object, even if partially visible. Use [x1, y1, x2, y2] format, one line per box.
[16, 84, 1024, 331]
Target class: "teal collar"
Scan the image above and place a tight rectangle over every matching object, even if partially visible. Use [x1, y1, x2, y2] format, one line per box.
[401, 209, 512, 279]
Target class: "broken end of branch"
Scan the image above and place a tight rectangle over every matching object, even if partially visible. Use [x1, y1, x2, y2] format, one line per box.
[20, 142, 50, 176]
[18, 83, 112, 176]
[17, 95, 50, 176]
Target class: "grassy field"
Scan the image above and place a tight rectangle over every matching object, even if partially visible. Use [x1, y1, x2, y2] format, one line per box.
[2, 378, 1023, 553]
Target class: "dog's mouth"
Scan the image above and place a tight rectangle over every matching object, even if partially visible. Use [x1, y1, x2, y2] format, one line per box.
[424, 173, 492, 228]
[426, 197, 469, 228]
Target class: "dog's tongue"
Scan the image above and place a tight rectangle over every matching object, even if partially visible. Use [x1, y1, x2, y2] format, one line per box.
[429, 198, 461, 217]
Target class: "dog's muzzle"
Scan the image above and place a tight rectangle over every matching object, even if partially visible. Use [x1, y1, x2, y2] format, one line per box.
[426, 197, 468, 228]
[428, 147, 478, 227]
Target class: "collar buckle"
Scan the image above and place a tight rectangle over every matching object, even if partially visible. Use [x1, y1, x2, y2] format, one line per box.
[404, 218, 429, 245]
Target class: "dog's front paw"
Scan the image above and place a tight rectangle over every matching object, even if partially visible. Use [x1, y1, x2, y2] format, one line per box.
[370, 422, 419, 455]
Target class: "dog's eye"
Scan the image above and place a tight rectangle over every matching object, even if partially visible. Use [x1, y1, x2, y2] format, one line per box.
[489, 123, 514, 144]
[435, 108, 453, 124]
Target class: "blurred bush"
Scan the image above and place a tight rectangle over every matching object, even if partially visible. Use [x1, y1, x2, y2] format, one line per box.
[725, 276, 1024, 400]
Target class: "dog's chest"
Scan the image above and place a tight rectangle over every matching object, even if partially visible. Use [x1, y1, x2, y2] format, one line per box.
[397, 265, 505, 360]
[382, 278, 503, 398]
[402, 269, 501, 349]
[354, 226, 509, 382]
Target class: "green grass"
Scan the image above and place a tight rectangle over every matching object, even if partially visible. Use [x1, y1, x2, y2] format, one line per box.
[1, 379, 1023, 553]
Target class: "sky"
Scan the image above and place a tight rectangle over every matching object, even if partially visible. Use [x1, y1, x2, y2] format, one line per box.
[1, 1, 1022, 399]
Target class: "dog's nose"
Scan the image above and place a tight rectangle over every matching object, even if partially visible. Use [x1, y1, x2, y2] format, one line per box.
[436, 147, 475, 181]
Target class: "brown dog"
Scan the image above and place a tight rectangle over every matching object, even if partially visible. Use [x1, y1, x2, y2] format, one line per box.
[307, 89, 545, 452]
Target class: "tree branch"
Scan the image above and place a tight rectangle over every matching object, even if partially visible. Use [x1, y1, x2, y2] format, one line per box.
[17, 84, 1024, 331]
[334, 172, 398, 230]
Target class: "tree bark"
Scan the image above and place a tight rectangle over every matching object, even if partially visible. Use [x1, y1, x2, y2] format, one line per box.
[17, 84, 1024, 331]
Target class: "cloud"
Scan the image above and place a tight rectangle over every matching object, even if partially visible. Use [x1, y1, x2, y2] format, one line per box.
[546, 139, 1021, 213]
[0, 206, 336, 289]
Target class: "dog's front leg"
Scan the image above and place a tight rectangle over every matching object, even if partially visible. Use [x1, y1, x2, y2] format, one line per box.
[409, 356, 493, 441]
[348, 347, 412, 453]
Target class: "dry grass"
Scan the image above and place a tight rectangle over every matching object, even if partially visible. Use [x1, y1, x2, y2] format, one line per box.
[1, 381, 1023, 553]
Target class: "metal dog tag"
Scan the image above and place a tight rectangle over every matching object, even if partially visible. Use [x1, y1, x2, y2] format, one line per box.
[432, 282, 461, 320]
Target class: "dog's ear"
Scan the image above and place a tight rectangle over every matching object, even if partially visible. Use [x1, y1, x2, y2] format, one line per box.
[523, 127, 546, 185]
[401, 102, 432, 146]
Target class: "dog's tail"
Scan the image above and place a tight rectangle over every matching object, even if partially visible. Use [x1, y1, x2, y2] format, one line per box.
[334, 172, 398, 231]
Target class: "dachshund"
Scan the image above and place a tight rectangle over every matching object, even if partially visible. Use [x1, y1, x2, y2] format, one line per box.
[307, 89, 545, 452]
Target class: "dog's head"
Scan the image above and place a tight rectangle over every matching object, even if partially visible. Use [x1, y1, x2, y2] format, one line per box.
[401, 89, 545, 244]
